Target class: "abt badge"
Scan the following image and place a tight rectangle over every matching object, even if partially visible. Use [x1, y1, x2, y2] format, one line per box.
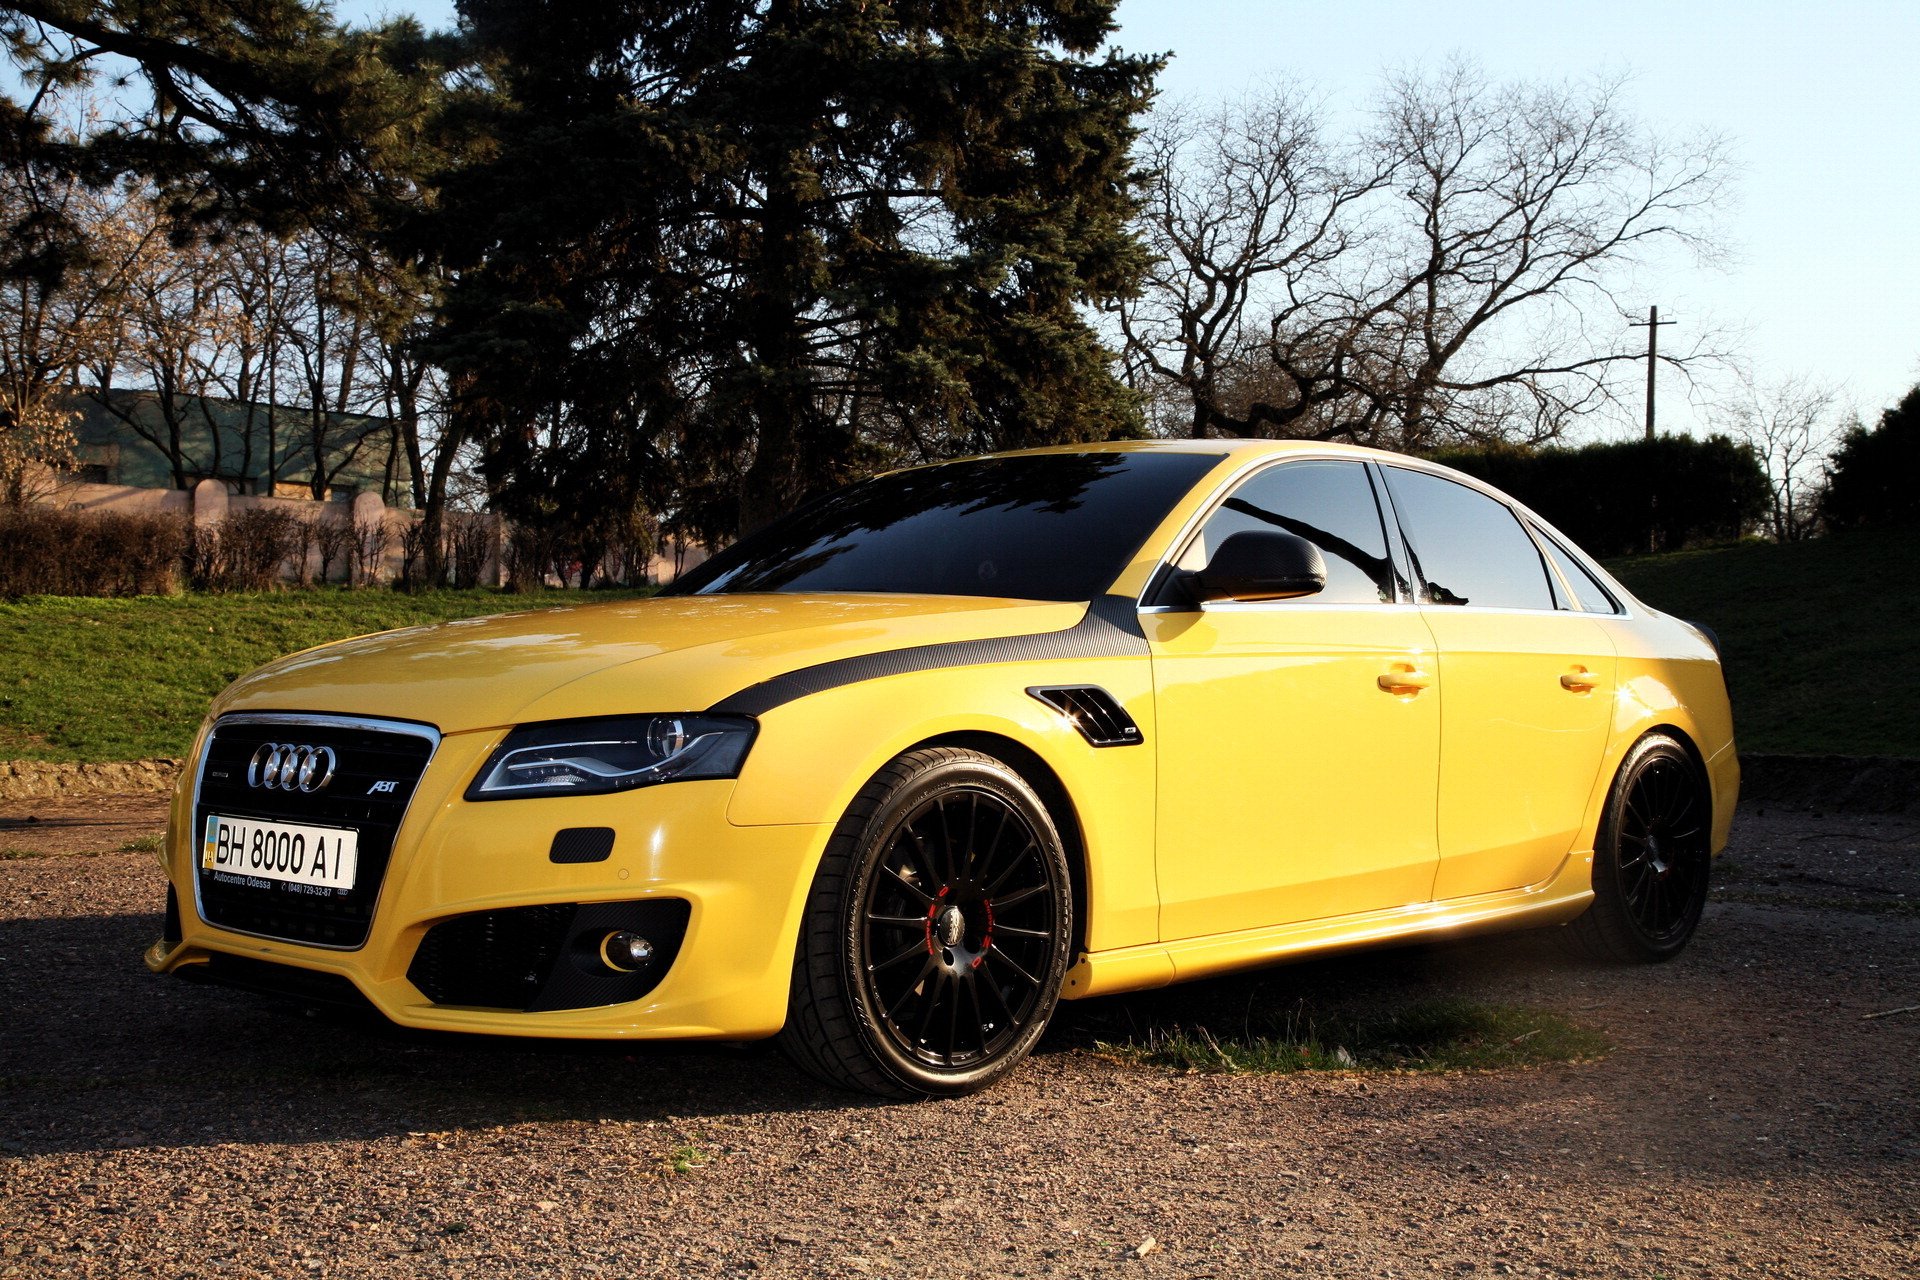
[367, 780, 399, 795]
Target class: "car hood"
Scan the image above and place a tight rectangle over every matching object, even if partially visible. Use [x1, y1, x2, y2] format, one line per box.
[213, 593, 1086, 733]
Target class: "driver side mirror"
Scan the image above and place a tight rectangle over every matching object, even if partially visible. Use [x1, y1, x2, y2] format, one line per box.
[1187, 530, 1327, 603]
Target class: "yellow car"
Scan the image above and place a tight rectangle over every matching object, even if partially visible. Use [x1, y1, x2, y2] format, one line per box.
[148, 441, 1736, 1096]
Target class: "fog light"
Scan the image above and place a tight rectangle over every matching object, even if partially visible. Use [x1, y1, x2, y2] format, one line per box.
[599, 930, 655, 972]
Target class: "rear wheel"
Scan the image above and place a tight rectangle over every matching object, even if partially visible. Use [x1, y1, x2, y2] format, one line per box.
[1568, 733, 1712, 962]
[778, 747, 1073, 1097]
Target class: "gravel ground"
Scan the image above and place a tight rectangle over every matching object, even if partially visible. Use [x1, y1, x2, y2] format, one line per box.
[1, 796, 1915, 1279]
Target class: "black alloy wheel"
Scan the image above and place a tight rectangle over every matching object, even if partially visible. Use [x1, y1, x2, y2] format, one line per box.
[778, 747, 1073, 1097]
[1569, 732, 1712, 962]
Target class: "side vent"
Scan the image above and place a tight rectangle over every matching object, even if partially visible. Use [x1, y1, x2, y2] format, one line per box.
[1026, 685, 1143, 748]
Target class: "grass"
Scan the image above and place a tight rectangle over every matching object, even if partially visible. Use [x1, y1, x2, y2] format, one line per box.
[0, 588, 649, 763]
[1607, 529, 1920, 757]
[1099, 997, 1609, 1075]
[665, 1142, 711, 1176]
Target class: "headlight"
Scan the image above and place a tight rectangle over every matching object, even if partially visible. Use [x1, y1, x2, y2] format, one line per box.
[465, 714, 757, 800]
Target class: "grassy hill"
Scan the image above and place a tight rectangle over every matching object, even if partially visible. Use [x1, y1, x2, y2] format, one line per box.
[1608, 530, 1919, 758]
[0, 589, 648, 763]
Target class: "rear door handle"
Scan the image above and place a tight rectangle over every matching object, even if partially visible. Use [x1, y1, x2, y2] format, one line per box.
[1377, 666, 1433, 695]
[1559, 667, 1600, 692]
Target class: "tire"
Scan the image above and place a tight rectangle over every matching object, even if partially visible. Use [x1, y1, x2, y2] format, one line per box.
[777, 747, 1074, 1097]
[1567, 733, 1712, 962]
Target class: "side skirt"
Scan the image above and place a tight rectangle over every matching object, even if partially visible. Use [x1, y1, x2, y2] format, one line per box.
[1062, 852, 1595, 1000]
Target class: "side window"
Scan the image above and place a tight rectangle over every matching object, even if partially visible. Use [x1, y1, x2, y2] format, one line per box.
[1175, 460, 1396, 605]
[1379, 467, 1555, 611]
[1537, 529, 1620, 614]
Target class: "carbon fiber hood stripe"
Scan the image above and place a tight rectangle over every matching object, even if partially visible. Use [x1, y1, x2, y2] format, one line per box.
[707, 595, 1147, 717]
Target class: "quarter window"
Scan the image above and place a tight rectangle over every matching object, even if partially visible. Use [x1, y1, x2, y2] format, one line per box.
[1175, 460, 1397, 605]
[1379, 467, 1554, 611]
[1537, 530, 1620, 614]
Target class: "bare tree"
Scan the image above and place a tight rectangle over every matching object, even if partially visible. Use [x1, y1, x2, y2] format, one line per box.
[1118, 88, 1394, 438]
[86, 197, 248, 489]
[1716, 374, 1842, 541]
[0, 148, 159, 502]
[205, 229, 297, 492]
[275, 232, 387, 499]
[1123, 62, 1733, 449]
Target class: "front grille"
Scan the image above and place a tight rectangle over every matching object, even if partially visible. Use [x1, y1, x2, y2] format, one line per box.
[192, 714, 437, 948]
[408, 899, 690, 1012]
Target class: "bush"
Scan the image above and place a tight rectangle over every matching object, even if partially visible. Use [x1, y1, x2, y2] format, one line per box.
[397, 517, 430, 591]
[1822, 385, 1920, 531]
[184, 507, 305, 593]
[502, 521, 555, 593]
[312, 515, 354, 584]
[350, 516, 391, 586]
[444, 511, 492, 590]
[1431, 434, 1770, 557]
[0, 507, 185, 597]
[220, 508, 304, 592]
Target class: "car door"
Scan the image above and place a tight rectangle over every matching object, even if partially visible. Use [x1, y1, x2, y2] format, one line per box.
[1375, 464, 1617, 901]
[1145, 458, 1442, 940]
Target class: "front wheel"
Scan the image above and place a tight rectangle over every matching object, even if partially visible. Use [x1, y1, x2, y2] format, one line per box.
[1568, 733, 1712, 962]
[777, 747, 1074, 1097]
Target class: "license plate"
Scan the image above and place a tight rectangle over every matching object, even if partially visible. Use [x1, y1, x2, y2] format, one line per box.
[201, 814, 359, 892]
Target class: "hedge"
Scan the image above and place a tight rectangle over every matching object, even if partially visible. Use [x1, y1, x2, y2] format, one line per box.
[0, 508, 186, 597]
[1430, 435, 1770, 557]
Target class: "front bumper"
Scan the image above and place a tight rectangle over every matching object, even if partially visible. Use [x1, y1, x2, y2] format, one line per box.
[148, 724, 828, 1040]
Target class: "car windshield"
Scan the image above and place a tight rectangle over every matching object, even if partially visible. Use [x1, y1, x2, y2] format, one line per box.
[665, 451, 1219, 601]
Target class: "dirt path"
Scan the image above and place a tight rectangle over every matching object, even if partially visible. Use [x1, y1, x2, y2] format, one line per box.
[1, 801, 1915, 1278]
[0, 796, 171, 860]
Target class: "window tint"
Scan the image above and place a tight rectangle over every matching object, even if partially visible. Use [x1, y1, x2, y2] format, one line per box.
[1379, 467, 1554, 610]
[1538, 530, 1620, 613]
[1177, 460, 1396, 604]
[665, 451, 1220, 602]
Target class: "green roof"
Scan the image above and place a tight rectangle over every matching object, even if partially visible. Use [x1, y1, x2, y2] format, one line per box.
[67, 390, 411, 503]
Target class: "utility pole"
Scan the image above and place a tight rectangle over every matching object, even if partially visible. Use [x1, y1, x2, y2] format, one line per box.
[1628, 306, 1676, 440]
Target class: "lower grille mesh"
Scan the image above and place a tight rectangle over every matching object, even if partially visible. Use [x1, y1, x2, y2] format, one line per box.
[407, 900, 690, 1012]
[406, 904, 577, 1010]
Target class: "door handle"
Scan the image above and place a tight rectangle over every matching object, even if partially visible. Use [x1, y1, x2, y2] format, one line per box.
[1377, 666, 1433, 695]
[1559, 668, 1600, 693]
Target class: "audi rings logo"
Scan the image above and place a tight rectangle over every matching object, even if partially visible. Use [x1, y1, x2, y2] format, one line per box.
[246, 742, 338, 793]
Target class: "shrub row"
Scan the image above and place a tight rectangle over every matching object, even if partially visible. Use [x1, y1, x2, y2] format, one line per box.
[0, 508, 185, 597]
[0, 506, 498, 598]
[1431, 435, 1771, 557]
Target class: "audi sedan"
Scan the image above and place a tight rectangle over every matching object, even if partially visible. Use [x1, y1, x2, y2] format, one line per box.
[148, 441, 1736, 1096]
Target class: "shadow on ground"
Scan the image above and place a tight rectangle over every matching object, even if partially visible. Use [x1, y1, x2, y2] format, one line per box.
[2, 903, 1599, 1159]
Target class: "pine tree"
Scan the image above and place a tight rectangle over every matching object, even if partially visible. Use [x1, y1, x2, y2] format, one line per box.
[439, 0, 1159, 534]
[1822, 385, 1920, 531]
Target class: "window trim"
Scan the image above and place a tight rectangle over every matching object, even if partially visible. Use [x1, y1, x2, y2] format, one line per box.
[1141, 454, 1407, 611]
[1374, 461, 1564, 616]
[1524, 519, 1625, 617]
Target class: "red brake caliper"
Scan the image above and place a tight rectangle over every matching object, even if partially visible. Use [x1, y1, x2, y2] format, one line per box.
[924, 884, 947, 956]
[973, 898, 994, 969]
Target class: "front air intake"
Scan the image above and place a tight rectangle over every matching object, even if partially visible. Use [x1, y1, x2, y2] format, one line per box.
[1026, 685, 1143, 748]
[407, 899, 690, 1012]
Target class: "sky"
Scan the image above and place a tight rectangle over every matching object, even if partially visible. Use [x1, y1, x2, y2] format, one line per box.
[344, 1, 1919, 439]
